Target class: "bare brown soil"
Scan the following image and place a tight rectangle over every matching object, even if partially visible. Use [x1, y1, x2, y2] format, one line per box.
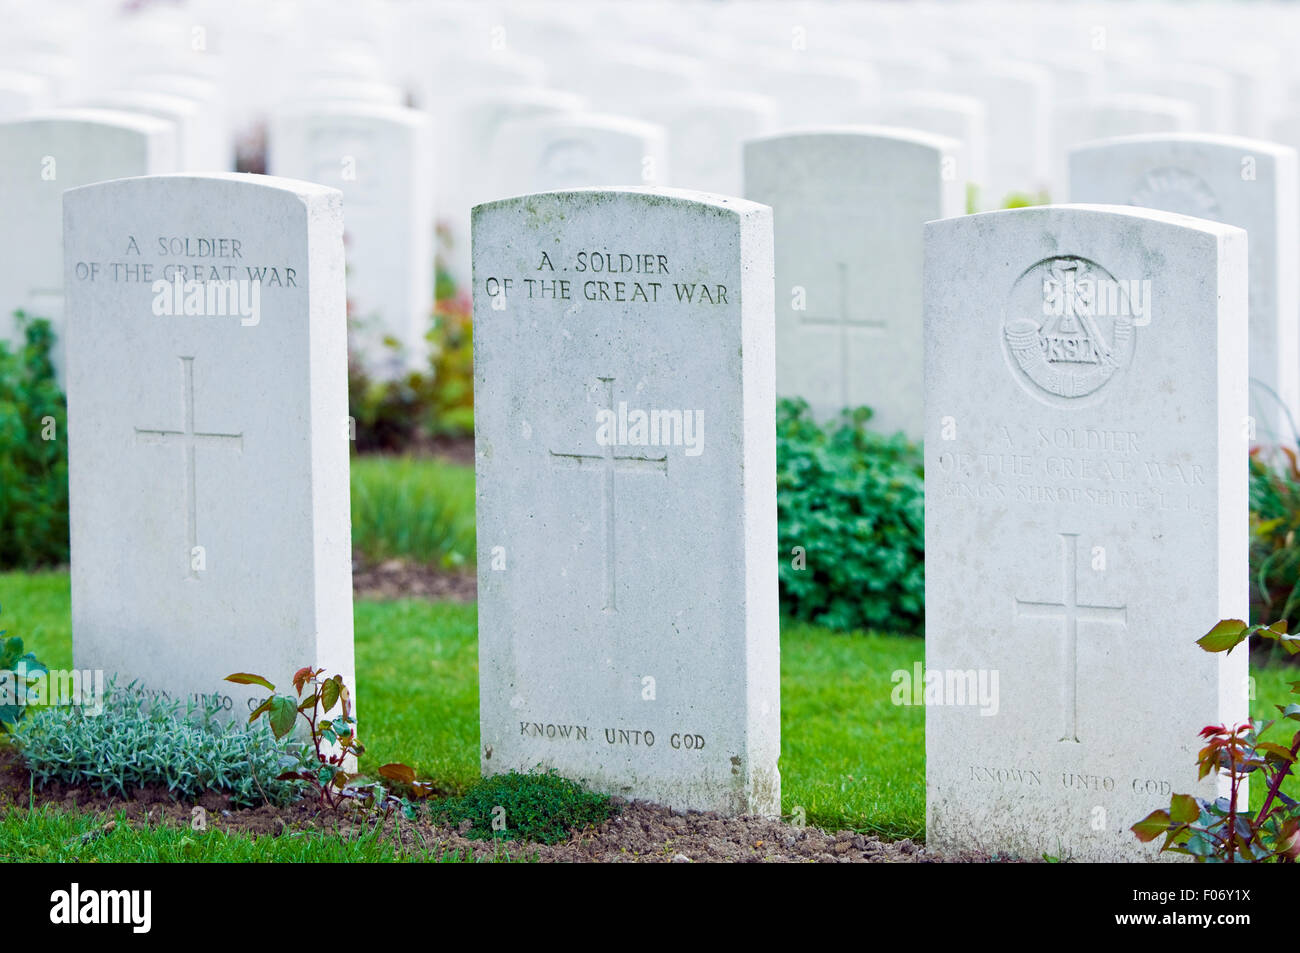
[352, 557, 476, 602]
[0, 749, 1002, 862]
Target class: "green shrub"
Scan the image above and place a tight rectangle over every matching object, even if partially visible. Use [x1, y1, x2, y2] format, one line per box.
[777, 398, 925, 634]
[0, 602, 49, 732]
[432, 770, 616, 844]
[350, 455, 476, 568]
[0, 313, 68, 570]
[12, 680, 304, 807]
[347, 249, 475, 453]
[1250, 448, 1300, 635]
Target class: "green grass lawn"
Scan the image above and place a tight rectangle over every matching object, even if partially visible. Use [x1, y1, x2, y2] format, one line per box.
[4, 568, 1299, 859]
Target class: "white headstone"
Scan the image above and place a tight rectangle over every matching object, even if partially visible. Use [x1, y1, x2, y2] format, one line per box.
[268, 102, 434, 377]
[64, 173, 354, 723]
[488, 112, 667, 198]
[1050, 95, 1198, 199]
[82, 90, 225, 172]
[1070, 134, 1300, 446]
[867, 91, 987, 203]
[941, 59, 1052, 204]
[640, 90, 776, 196]
[0, 69, 52, 119]
[745, 128, 964, 437]
[1106, 62, 1233, 134]
[924, 203, 1249, 862]
[0, 110, 177, 369]
[441, 86, 586, 282]
[472, 187, 779, 815]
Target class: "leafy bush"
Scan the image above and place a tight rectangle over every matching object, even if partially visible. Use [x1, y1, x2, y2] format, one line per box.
[0, 603, 48, 732]
[230, 666, 429, 815]
[0, 313, 68, 569]
[1133, 618, 1300, 862]
[777, 398, 925, 634]
[347, 251, 475, 453]
[1250, 447, 1300, 634]
[12, 680, 303, 807]
[432, 770, 616, 844]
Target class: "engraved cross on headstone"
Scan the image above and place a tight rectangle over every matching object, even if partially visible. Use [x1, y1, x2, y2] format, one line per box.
[134, 356, 243, 579]
[549, 376, 667, 613]
[799, 261, 886, 410]
[1014, 532, 1126, 743]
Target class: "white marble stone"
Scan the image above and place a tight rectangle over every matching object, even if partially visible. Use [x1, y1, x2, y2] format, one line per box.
[924, 203, 1249, 862]
[487, 112, 668, 198]
[1106, 62, 1233, 134]
[1070, 134, 1300, 446]
[81, 90, 224, 172]
[0, 110, 177, 372]
[0, 69, 52, 119]
[269, 102, 434, 377]
[866, 91, 988, 201]
[746, 128, 964, 438]
[939, 59, 1052, 204]
[472, 187, 779, 815]
[640, 90, 776, 196]
[64, 173, 354, 724]
[1051, 95, 1198, 199]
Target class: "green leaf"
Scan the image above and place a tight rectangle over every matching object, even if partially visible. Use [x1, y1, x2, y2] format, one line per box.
[267, 695, 298, 739]
[247, 698, 272, 724]
[1170, 794, 1199, 824]
[1132, 810, 1172, 842]
[1196, 620, 1249, 654]
[320, 677, 341, 714]
[225, 673, 275, 691]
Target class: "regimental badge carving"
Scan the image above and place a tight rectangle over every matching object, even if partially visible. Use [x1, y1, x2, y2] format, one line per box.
[1130, 167, 1221, 220]
[1002, 257, 1137, 402]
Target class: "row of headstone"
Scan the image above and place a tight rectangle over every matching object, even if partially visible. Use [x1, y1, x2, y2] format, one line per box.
[10, 1, 1300, 400]
[5, 91, 1297, 442]
[467, 185, 1249, 861]
[56, 155, 1249, 861]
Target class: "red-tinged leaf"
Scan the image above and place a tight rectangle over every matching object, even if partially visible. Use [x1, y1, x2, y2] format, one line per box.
[276, 771, 311, 782]
[1197, 620, 1249, 654]
[1198, 759, 1214, 781]
[292, 667, 314, 695]
[1199, 724, 1227, 739]
[247, 698, 272, 724]
[297, 692, 318, 713]
[1132, 810, 1172, 842]
[225, 672, 275, 691]
[410, 781, 437, 799]
[1257, 742, 1296, 763]
[1170, 793, 1199, 824]
[379, 763, 416, 784]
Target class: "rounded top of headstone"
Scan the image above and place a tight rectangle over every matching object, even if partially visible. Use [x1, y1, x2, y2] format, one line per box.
[62, 172, 344, 209]
[745, 125, 964, 163]
[1069, 132, 1298, 161]
[0, 108, 174, 137]
[926, 202, 1248, 241]
[746, 124, 963, 156]
[472, 186, 770, 221]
